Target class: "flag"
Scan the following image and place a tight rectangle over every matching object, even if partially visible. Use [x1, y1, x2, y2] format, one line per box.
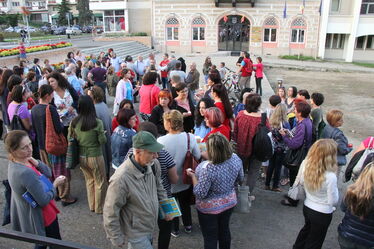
[223, 15, 228, 23]
[300, 0, 306, 14]
[241, 15, 245, 23]
[319, 0, 323, 16]
[283, 0, 287, 19]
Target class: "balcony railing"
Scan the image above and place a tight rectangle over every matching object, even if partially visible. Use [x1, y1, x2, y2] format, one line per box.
[214, 0, 255, 7]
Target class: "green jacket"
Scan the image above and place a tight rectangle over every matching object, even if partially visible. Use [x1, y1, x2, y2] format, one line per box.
[69, 119, 107, 157]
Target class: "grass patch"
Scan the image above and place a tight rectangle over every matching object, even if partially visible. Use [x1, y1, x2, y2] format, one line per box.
[279, 55, 318, 61]
[353, 62, 374, 68]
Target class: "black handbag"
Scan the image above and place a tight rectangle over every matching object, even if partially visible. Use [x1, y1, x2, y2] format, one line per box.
[10, 105, 25, 131]
[66, 126, 80, 169]
[283, 125, 308, 169]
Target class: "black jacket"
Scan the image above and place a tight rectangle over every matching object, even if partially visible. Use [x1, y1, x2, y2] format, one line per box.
[338, 200, 374, 248]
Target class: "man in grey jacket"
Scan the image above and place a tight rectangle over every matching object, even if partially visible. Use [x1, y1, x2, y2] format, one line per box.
[103, 131, 169, 248]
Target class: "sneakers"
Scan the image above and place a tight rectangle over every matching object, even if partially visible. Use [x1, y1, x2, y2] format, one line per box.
[171, 231, 180, 238]
[184, 226, 192, 233]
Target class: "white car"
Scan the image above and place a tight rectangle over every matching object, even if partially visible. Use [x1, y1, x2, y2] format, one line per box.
[66, 27, 82, 35]
[4, 27, 14, 32]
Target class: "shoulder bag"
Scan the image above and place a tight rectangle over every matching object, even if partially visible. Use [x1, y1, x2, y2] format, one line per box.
[288, 161, 306, 201]
[352, 137, 374, 180]
[45, 105, 67, 156]
[66, 125, 80, 169]
[283, 123, 308, 169]
[182, 133, 199, 185]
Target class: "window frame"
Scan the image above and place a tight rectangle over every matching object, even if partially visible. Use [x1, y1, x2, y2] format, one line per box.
[290, 18, 306, 44]
[166, 18, 180, 41]
[361, 1, 374, 15]
[331, 0, 341, 12]
[191, 17, 206, 41]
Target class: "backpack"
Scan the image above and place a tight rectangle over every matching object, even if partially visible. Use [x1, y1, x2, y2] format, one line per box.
[10, 105, 25, 131]
[244, 58, 253, 74]
[252, 113, 273, 162]
[317, 119, 326, 139]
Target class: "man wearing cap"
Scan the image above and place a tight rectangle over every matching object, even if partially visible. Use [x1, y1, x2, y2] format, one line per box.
[103, 131, 169, 248]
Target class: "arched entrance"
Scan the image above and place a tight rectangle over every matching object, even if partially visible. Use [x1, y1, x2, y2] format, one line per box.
[218, 15, 250, 51]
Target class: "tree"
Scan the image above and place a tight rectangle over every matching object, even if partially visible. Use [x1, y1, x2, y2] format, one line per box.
[77, 0, 93, 26]
[57, 0, 71, 26]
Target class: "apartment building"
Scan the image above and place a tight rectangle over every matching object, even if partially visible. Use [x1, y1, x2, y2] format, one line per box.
[0, 0, 48, 23]
[319, 0, 374, 62]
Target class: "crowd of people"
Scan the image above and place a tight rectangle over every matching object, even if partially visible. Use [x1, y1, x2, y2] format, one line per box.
[0, 48, 373, 249]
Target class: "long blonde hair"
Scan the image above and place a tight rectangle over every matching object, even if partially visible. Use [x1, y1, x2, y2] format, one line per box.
[304, 139, 338, 192]
[269, 103, 288, 129]
[345, 163, 374, 218]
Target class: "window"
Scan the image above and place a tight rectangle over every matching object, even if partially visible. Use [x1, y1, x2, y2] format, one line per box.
[325, 34, 345, 49]
[12, 2, 20, 6]
[166, 18, 179, 41]
[361, 0, 374, 14]
[367, 35, 374, 49]
[103, 10, 126, 32]
[263, 17, 278, 42]
[331, 0, 340, 12]
[356, 36, 365, 49]
[291, 18, 306, 43]
[192, 17, 205, 41]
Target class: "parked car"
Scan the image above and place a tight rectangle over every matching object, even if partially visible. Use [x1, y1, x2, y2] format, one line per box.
[53, 26, 67, 35]
[94, 26, 103, 34]
[40, 25, 52, 34]
[4, 27, 14, 32]
[66, 26, 82, 35]
[82, 26, 93, 33]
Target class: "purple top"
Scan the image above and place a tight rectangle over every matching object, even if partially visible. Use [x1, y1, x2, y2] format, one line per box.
[8, 102, 30, 122]
[89, 67, 107, 82]
[283, 117, 313, 150]
[194, 154, 244, 214]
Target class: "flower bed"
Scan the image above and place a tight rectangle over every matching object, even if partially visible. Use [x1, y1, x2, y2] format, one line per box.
[0, 42, 72, 57]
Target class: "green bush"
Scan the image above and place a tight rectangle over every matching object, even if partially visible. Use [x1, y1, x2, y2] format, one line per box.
[279, 55, 317, 61]
[129, 32, 148, 36]
[0, 33, 4, 42]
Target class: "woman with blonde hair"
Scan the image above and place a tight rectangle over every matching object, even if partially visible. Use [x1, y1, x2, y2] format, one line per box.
[157, 109, 201, 237]
[338, 163, 374, 249]
[293, 139, 339, 249]
[265, 103, 290, 192]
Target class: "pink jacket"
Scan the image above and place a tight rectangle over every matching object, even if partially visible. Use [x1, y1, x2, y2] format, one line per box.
[139, 84, 160, 114]
[253, 63, 263, 78]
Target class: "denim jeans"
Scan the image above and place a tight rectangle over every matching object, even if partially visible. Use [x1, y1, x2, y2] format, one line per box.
[197, 207, 234, 249]
[338, 234, 371, 249]
[161, 77, 168, 89]
[265, 151, 285, 189]
[128, 234, 153, 249]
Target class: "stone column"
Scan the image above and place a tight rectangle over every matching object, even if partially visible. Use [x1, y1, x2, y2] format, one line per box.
[318, 0, 331, 59]
[344, 0, 361, 62]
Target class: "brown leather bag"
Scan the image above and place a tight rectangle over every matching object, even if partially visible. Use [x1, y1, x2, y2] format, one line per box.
[45, 105, 67, 156]
[182, 133, 199, 185]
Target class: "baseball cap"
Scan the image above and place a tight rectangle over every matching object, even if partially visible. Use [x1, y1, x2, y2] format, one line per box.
[132, 131, 163, 153]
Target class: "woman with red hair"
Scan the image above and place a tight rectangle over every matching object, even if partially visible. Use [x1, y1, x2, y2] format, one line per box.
[202, 107, 230, 142]
[149, 90, 176, 135]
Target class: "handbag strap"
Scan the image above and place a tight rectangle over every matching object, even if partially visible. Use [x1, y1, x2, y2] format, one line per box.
[261, 112, 267, 126]
[186, 132, 191, 152]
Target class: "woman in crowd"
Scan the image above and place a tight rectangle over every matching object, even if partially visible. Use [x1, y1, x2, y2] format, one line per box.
[278, 86, 286, 104]
[202, 107, 230, 142]
[158, 110, 201, 237]
[293, 139, 339, 249]
[69, 95, 108, 214]
[87, 86, 112, 180]
[139, 72, 160, 120]
[75, 50, 85, 63]
[113, 69, 133, 115]
[202, 56, 212, 83]
[0, 69, 13, 130]
[322, 110, 352, 172]
[111, 99, 139, 132]
[76, 61, 82, 79]
[20, 60, 29, 75]
[212, 83, 233, 131]
[265, 103, 290, 192]
[5, 130, 66, 248]
[310, 92, 325, 141]
[234, 93, 269, 200]
[175, 83, 195, 133]
[187, 133, 244, 249]
[280, 100, 313, 207]
[111, 108, 137, 170]
[286, 86, 297, 113]
[338, 163, 374, 249]
[150, 90, 176, 136]
[234, 88, 252, 117]
[253, 57, 263, 96]
[204, 69, 221, 99]
[81, 61, 91, 83]
[194, 97, 215, 138]
[47, 72, 78, 137]
[106, 66, 119, 97]
[43, 59, 54, 71]
[31, 84, 76, 206]
[67, 52, 77, 65]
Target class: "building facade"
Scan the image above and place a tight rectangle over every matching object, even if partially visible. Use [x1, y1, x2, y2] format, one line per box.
[318, 0, 374, 62]
[0, 0, 48, 23]
[152, 0, 322, 57]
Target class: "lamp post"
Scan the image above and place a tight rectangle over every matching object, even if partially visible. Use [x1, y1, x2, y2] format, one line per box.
[21, 6, 31, 45]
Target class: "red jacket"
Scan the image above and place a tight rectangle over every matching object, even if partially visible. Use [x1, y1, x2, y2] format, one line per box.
[241, 58, 253, 77]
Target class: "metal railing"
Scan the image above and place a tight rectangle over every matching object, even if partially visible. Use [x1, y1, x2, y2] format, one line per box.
[0, 228, 99, 249]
